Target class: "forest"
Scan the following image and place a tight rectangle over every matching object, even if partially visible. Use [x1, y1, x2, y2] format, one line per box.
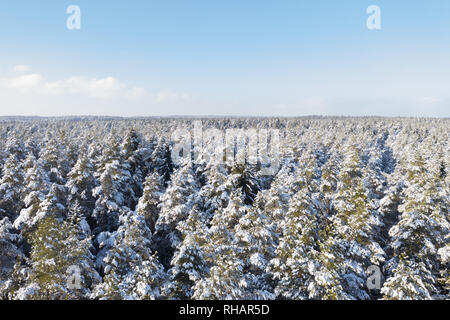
[0, 116, 448, 300]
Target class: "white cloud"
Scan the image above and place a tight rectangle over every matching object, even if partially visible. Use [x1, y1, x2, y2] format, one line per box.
[48, 76, 127, 98]
[8, 74, 44, 91]
[13, 65, 30, 72]
[273, 97, 328, 116]
[422, 96, 442, 105]
[2, 70, 145, 99]
[126, 87, 147, 100]
[154, 89, 190, 104]
[299, 96, 327, 112]
[1, 66, 197, 115]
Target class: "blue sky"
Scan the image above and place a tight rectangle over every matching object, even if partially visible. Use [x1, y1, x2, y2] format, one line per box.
[1, 0, 449, 117]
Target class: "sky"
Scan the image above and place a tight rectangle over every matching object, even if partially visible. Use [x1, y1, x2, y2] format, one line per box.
[0, 0, 449, 117]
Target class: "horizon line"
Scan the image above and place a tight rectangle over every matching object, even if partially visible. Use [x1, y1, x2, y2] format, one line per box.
[0, 115, 449, 120]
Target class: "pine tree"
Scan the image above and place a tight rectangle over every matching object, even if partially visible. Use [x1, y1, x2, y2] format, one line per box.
[192, 248, 249, 300]
[0, 154, 25, 220]
[259, 159, 299, 235]
[155, 160, 199, 265]
[437, 240, 449, 298]
[382, 152, 449, 299]
[39, 138, 67, 185]
[228, 162, 260, 206]
[34, 184, 67, 225]
[136, 171, 164, 234]
[13, 163, 51, 237]
[193, 190, 252, 299]
[165, 205, 209, 299]
[269, 186, 319, 299]
[198, 161, 231, 218]
[0, 218, 23, 299]
[92, 160, 131, 234]
[92, 210, 166, 300]
[14, 215, 99, 299]
[65, 156, 96, 225]
[121, 128, 145, 206]
[4, 135, 27, 161]
[321, 144, 385, 299]
[234, 202, 277, 299]
[151, 137, 174, 185]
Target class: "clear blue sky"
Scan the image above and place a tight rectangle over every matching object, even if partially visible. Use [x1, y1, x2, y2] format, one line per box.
[1, 0, 449, 117]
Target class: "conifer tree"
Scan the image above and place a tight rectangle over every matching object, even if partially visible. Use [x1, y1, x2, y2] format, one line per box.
[14, 215, 99, 300]
[269, 185, 319, 299]
[382, 152, 449, 299]
[93, 160, 132, 234]
[39, 138, 67, 185]
[66, 156, 96, 223]
[198, 160, 232, 220]
[155, 160, 200, 265]
[4, 136, 27, 161]
[321, 144, 385, 299]
[121, 128, 145, 207]
[92, 211, 166, 300]
[228, 162, 260, 206]
[193, 190, 253, 299]
[0, 218, 23, 299]
[192, 248, 250, 300]
[136, 171, 164, 234]
[259, 160, 299, 234]
[0, 154, 25, 220]
[151, 137, 174, 185]
[234, 200, 277, 299]
[13, 163, 51, 237]
[166, 205, 209, 299]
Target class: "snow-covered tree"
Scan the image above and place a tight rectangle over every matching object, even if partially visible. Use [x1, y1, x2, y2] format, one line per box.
[65, 155, 96, 223]
[150, 137, 174, 185]
[12, 183, 66, 256]
[0, 116, 448, 300]
[228, 162, 260, 206]
[165, 205, 209, 299]
[234, 199, 277, 299]
[321, 144, 385, 299]
[155, 160, 199, 265]
[193, 190, 252, 299]
[39, 138, 67, 185]
[92, 210, 166, 300]
[92, 160, 131, 234]
[136, 171, 164, 234]
[0, 218, 23, 299]
[382, 152, 449, 299]
[121, 128, 146, 206]
[0, 154, 25, 220]
[14, 214, 99, 300]
[269, 185, 319, 299]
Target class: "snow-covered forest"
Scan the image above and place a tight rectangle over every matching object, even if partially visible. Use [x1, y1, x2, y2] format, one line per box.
[0, 117, 448, 300]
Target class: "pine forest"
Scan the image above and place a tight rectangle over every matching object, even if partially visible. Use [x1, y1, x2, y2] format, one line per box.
[0, 116, 448, 300]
